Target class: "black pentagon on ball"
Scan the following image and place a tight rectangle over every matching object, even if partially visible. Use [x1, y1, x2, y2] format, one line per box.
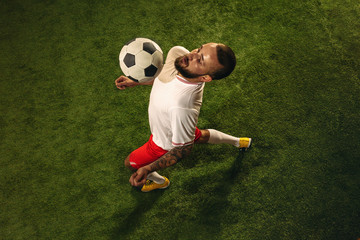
[123, 53, 135, 68]
[143, 42, 157, 54]
[145, 64, 158, 77]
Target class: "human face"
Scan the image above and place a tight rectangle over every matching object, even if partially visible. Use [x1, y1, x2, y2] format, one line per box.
[175, 43, 222, 81]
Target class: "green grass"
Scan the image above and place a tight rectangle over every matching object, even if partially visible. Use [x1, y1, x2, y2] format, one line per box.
[1, 0, 359, 239]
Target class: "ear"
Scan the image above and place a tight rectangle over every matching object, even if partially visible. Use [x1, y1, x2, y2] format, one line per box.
[199, 74, 212, 83]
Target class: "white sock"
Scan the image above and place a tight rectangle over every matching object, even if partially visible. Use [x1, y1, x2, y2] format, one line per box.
[208, 129, 240, 147]
[147, 171, 165, 184]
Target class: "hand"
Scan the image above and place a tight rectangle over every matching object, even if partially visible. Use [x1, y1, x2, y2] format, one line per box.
[129, 167, 149, 187]
[115, 76, 139, 90]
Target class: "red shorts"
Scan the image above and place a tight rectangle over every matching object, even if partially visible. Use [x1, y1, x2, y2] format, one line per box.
[129, 127, 202, 169]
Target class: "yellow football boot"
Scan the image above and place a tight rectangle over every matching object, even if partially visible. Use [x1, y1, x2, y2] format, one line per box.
[141, 177, 170, 192]
[239, 137, 252, 151]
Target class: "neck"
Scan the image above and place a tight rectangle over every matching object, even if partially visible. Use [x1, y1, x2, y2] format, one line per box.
[178, 73, 201, 83]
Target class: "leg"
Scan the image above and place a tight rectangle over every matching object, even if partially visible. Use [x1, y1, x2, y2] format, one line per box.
[195, 128, 252, 149]
[195, 129, 210, 143]
[125, 136, 170, 191]
[124, 154, 136, 172]
[125, 150, 168, 188]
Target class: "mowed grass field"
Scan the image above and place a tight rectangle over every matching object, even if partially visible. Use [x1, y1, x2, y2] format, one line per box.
[1, 0, 359, 239]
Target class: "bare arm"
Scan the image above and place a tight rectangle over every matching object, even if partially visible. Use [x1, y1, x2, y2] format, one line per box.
[115, 76, 154, 90]
[129, 144, 193, 187]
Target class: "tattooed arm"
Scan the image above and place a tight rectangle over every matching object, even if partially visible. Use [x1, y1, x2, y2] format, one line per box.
[148, 144, 193, 171]
[129, 144, 193, 187]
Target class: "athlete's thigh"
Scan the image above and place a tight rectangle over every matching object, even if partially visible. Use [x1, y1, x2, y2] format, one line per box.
[128, 135, 168, 169]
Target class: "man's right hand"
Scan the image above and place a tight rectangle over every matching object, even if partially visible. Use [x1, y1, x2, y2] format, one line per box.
[115, 76, 139, 90]
[129, 166, 150, 187]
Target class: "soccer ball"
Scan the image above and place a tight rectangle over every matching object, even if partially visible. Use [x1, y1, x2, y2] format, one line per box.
[119, 38, 164, 83]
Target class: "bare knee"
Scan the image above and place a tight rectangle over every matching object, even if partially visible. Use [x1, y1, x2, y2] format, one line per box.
[124, 155, 136, 171]
[196, 129, 210, 144]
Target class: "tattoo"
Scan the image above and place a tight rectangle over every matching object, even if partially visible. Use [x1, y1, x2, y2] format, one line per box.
[148, 144, 193, 172]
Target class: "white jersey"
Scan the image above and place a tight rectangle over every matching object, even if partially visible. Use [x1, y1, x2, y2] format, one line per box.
[148, 46, 204, 150]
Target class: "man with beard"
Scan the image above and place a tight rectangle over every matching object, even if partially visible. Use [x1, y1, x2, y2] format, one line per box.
[115, 43, 252, 192]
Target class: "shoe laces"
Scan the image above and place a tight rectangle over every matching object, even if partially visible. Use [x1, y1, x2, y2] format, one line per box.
[144, 180, 153, 186]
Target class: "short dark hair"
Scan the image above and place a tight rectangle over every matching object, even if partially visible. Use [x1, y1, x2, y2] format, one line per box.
[210, 44, 236, 80]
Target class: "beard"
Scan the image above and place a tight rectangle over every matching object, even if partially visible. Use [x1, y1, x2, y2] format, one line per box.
[174, 55, 202, 79]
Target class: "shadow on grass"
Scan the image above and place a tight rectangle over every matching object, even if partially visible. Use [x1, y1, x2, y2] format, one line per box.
[111, 187, 164, 239]
[111, 148, 254, 239]
[182, 149, 249, 235]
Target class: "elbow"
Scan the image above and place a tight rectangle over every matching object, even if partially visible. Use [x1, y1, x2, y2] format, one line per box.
[177, 144, 193, 159]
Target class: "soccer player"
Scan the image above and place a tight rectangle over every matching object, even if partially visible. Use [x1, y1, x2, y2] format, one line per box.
[115, 42, 251, 192]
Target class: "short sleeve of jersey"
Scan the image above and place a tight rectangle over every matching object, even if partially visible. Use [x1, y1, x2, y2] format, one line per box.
[158, 46, 189, 84]
[170, 107, 198, 147]
[165, 46, 189, 64]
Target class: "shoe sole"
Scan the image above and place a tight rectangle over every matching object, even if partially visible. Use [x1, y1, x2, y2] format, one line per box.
[160, 180, 170, 189]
